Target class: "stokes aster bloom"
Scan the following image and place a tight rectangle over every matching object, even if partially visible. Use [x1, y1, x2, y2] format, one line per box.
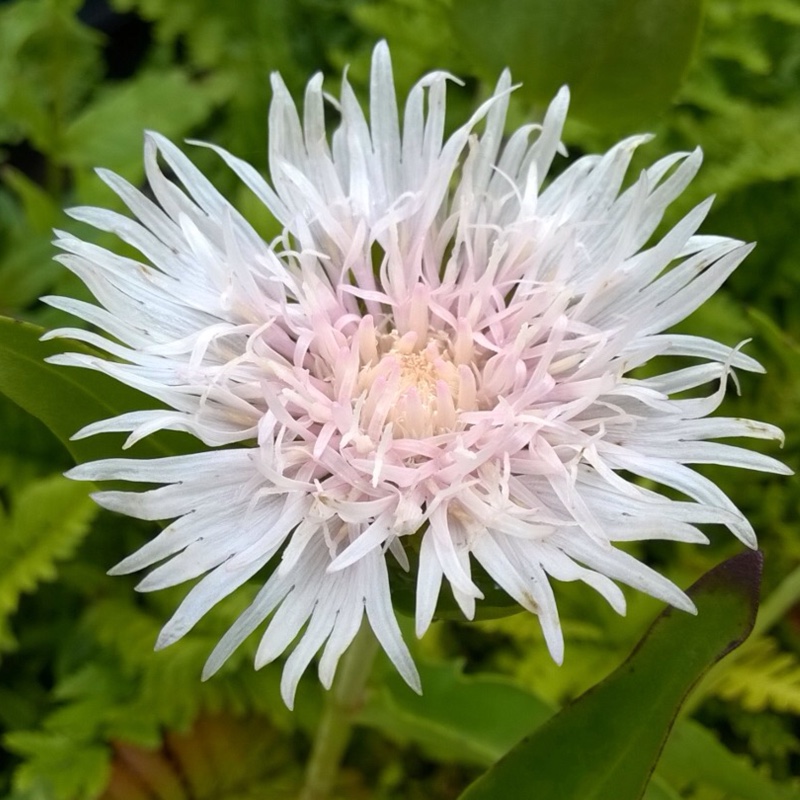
[48, 43, 788, 707]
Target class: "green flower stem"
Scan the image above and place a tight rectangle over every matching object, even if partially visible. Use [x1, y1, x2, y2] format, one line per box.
[299, 622, 380, 800]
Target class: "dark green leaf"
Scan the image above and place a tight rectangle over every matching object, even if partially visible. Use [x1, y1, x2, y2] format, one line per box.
[0, 316, 194, 463]
[459, 550, 762, 800]
[452, 0, 704, 131]
[0, 395, 71, 485]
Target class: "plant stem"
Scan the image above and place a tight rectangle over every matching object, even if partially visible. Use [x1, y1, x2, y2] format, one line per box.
[299, 622, 380, 800]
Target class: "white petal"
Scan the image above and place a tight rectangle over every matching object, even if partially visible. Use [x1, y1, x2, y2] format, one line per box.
[415, 529, 444, 637]
[553, 532, 696, 614]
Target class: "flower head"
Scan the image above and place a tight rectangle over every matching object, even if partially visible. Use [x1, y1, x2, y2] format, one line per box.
[49, 43, 788, 707]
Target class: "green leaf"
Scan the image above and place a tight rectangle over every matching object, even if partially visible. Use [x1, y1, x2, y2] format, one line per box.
[452, 0, 704, 131]
[656, 718, 800, 800]
[0, 0, 103, 154]
[109, 0, 301, 163]
[0, 315, 194, 463]
[1, 167, 61, 233]
[642, 775, 683, 800]
[359, 659, 554, 765]
[60, 68, 223, 180]
[458, 550, 762, 800]
[0, 190, 62, 313]
[0, 395, 71, 485]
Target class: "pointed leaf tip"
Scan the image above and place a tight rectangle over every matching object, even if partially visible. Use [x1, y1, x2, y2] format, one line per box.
[692, 548, 762, 602]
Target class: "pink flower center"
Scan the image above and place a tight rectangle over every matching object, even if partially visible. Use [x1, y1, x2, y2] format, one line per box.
[358, 334, 472, 438]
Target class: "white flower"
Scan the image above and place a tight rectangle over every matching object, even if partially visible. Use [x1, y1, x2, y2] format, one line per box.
[47, 43, 788, 707]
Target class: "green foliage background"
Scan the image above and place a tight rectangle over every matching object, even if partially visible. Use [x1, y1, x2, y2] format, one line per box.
[0, 0, 799, 797]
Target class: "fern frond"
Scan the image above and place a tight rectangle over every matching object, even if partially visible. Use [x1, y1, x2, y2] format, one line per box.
[80, 593, 305, 742]
[4, 730, 109, 800]
[714, 637, 800, 715]
[0, 475, 98, 654]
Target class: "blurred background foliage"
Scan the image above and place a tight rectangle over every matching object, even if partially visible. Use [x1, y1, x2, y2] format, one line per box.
[1, 0, 800, 797]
